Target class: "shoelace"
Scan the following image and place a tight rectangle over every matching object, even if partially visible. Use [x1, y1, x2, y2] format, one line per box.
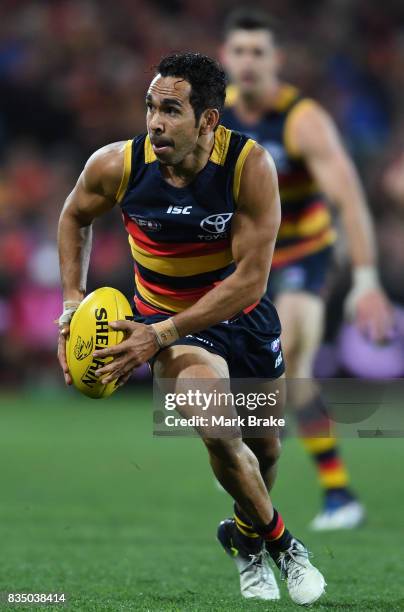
[279, 546, 312, 582]
[241, 549, 272, 580]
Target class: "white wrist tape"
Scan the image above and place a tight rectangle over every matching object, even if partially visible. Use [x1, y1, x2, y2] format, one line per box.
[151, 318, 180, 348]
[57, 300, 81, 328]
[344, 266, 380, 318]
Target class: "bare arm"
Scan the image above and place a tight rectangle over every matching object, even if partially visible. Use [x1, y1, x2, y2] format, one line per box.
[287, 101, 375, 266]
[172, 144, 281, 335]
[58, 142, 125, 300]
[287, 101, 392, 339]
[57, 142, 126, 383]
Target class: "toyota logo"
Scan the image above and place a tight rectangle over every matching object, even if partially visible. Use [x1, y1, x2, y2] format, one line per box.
[200, 213, 233, 234]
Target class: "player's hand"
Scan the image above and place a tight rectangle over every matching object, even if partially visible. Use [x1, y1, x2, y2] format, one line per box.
[93, 320, 159, 385]
[56, 299, 82, 386]
[354, 287, 394, 343]
[58, 324, 73, 386]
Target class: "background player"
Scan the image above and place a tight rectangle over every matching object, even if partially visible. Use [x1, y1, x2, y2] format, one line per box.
[220, 9, 393, 531]
[57, 53, 326, 604]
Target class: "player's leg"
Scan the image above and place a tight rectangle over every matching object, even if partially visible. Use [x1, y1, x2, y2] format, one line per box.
[154, 345, 274, 526]
[211, 296, 325, 604]
[156, 344, 325, 604]
[275, 290, 365, 529]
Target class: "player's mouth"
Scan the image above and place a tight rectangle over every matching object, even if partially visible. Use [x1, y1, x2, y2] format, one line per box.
[240, 72, 258, 86]
[150, 137, 174, 154]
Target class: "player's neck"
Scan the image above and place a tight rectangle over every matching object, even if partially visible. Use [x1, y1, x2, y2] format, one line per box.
[160, 133, 214, 188]
[236, 79, 281, 122]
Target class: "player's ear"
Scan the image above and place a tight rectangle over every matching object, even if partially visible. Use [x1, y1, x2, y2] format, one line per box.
[199, 109, 219, 135]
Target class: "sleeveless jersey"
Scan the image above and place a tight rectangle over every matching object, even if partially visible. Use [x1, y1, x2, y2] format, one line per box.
[117, 126, 256, 316]
[221, 84, 336, 268]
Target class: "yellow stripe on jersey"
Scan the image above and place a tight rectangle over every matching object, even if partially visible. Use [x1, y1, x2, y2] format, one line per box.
[225, 83, 299, 112]
[283, 99, 317, 158]
[129, 235, 233, 277]
[233, 139, 255, 202]
[277, 207, 332, 240]
[272, 228, 336, 266]
[144, 125, 232, 167]
[225, 84, 238, 106]
[144, 135, 156, 164]
[135, 274, 194, 312]
[116, 139, 133, 203]
[210, 126, 232, 165]
[273, 84, 299, 112]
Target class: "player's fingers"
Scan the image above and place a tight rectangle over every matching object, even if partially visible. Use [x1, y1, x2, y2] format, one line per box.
[93, 341, 129, 358]
[95, 358, 125, 378]
[57, 329, 73, 385]
[109, 320, 135, 332]
[116, 372, 131, 388]
[99, 360, 134, 384]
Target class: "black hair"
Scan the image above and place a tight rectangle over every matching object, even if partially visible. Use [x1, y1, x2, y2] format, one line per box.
[157, 52, 226, 125]
[223, 8, 282, 43]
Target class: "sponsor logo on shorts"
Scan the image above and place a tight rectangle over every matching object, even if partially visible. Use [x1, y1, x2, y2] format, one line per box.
[186, 334, 214, 348]
[275, 352, 283, 368]
[74, 336, 94, 361]
[200, 213, 233, 234]
[271, 338, 280, 353]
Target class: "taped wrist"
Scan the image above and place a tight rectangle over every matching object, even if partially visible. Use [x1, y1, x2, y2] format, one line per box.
[57, 300, 82, 327]
[344, 266, 380, 318]
[352, 266, 380, 292]
[151, 318, 179, 348]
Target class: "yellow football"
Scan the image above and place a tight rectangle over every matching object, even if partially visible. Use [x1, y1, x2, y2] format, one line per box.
[66, 287, 133, 399]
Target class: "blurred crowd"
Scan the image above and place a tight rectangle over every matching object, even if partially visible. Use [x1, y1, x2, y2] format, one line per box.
[0, 0, 403, 385]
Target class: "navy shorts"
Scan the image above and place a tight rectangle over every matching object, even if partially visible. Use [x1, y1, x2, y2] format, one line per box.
[134, 294, 284, 379]
[267, 246, 333, 301]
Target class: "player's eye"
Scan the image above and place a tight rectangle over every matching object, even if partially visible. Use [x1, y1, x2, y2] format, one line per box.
[167, 107, 179, 116]
[146, 102, 153, 111]
[253, 48, 264, 57]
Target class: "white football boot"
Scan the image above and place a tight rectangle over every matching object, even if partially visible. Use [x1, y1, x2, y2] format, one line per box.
[217, 519, 280, 600]
[310, 500, 366, 531]
[276, 538, 326, 605]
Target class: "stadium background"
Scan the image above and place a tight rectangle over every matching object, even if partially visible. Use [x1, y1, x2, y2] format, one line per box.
[0, 1, 403, 610]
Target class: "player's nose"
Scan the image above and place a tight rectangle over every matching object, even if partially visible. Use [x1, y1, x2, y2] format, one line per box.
[148, 111, 165, 133]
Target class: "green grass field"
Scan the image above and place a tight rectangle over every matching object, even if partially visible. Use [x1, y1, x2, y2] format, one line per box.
[0, 388, 403, 611]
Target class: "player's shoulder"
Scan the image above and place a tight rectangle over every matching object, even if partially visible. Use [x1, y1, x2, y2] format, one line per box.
[82, 140, 133, 200]
[284, 92, 334, 156]
[237, 141, 278, 202]
[245, 141, 276, 172]
[85, 141, 128, 178]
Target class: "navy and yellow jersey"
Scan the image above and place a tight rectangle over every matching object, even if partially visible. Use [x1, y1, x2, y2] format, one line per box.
[222, 84, 336, 268]
[117, 126, 256, 316]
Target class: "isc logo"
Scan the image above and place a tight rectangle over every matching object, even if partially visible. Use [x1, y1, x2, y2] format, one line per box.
[166, 205, 192, 215]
